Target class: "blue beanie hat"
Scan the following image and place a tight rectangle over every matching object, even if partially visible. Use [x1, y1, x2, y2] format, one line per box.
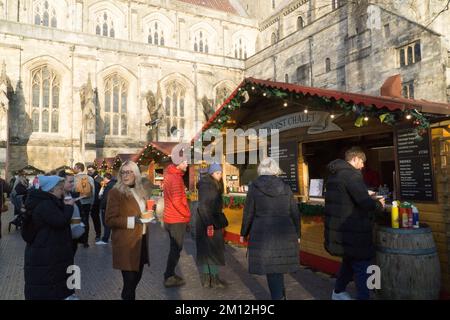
[38, 175, 62, 192]
[208, 163, 223, 175]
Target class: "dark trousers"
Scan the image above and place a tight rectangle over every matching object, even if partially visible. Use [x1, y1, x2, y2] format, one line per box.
[90, 204, 102, 239]
[100, 209, 111, 243]
[335, 257, 371, 300]
[266, 273, 285, 300]
[79, 204, 91, 244]
[72, 240, 78, 257]
[121, 235, 148, 300]
[164, 223, 187, 280]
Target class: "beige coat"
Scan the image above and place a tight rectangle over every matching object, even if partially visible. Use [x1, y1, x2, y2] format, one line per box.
[105, 188, 149, 272]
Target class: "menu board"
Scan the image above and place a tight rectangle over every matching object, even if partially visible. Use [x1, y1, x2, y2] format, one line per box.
[269, 141, 299, 193]
[395, 126, 435, 201]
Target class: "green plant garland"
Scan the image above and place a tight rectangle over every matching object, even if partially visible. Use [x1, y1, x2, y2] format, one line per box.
[298, 202, 325, 217]
[223, 195, 246, 209]
[198, 81, 431, 143]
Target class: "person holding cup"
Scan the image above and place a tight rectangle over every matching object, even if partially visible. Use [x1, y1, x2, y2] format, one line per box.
[24, 175, 76, 300]
[59, 169, 85, 256]
[105, 161, 150, 300]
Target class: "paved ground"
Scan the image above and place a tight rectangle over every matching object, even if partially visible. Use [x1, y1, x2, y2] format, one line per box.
[0, 205, 355, 300]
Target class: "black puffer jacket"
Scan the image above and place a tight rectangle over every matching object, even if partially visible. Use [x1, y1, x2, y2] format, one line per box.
[324, 159, 381, 260]
[195, 175, 226, 266]
[241, 175, 300, 275]
[24, 190, 74, 300]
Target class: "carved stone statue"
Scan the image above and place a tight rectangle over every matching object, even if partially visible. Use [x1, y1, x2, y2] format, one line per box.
[80, 74, 96, 144]
[201, 95, 215, 121]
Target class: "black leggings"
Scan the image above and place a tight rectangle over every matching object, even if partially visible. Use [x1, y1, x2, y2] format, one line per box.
[121, 235, 148, 300]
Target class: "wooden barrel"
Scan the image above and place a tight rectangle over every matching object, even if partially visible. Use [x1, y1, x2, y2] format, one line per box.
[376, 226, 441, 299]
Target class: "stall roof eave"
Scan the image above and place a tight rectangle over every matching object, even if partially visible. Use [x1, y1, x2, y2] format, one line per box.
[192, 78, 450, 140]
[246, 78, 450, 114]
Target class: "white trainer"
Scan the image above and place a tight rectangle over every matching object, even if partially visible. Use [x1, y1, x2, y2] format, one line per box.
[95, 241, 108, 245]
[331, 290, 353, 300]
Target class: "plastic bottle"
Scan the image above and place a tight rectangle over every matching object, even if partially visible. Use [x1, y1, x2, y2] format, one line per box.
[412, 205, 420, 229]
[399, 203, 409, 229]
[391, 201, 399, 229]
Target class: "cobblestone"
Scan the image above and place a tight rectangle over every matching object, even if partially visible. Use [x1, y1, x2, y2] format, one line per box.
[0, 206, 355, 300]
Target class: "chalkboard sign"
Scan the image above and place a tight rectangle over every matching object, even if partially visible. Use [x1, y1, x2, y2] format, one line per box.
[394, 126, 435, 201]
[269, 141, 299, 193]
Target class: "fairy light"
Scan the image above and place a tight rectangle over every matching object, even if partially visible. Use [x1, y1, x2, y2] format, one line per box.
[263, 92, 267, 97]
[304, 108, 308, 114]
[364, 116, 369, 122]
[330, 114, 335, 119]
[251, 86, 255, 90]
[406, 114, 412, 120]
[283, 102, 288, 107]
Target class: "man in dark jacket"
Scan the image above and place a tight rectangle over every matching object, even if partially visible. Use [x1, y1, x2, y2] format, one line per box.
[87, 165, 103, 244]
[324, 147, 385, 300]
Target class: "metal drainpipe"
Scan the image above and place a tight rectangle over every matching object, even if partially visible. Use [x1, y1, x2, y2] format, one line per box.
[70, 45, 75, 167]
[194, 63, 198, 134]
[309, 36, 314, 87]
[272, 55, 277, 81]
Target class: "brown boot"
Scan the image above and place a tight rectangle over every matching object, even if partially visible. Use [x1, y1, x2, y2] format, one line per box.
[200, 273, 211, 288]
[211, 275, 228, 288]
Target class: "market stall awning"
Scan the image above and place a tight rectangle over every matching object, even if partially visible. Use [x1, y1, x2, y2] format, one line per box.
[15, 165, 45, 176]
[135, 142, 180, 166]
[192, 77, 450, 141]
[103, 157, 115, 169]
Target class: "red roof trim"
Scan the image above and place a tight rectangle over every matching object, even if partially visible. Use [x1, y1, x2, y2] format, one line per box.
[191, 77, 450, 140]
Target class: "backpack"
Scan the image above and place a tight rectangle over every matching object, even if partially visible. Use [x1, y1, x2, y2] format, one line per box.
[75, 175, 92, 198]
[21, 207, 40, 244]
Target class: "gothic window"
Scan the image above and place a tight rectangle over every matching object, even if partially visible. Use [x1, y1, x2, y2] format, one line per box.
[148, 21, 166, 46]
[398, 41, 421, 67]
[194, 31, 209, 53]
[332, 0, 340, 10]
[104, 74, 128, 136]
[325, 58, 331, 72]
[285, 74, 289, 83]
[297, 16, 304, 30]
[296, 64, 309, 85]
[165, 81, 186, 138]
[402, 81, 415, 99]
[31, 65, 60, 133]
[234, 38, 248, 60]
[34, 1, 57, 28]
[96, 12, 115, 38]
[272, 0, 276, 9]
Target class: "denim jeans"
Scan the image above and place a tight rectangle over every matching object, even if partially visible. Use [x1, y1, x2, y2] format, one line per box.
[266, 273, 285, 300]
[100, 209, 111, 243]
[334, 257, 371, 300]
[164, 223, 187, 280]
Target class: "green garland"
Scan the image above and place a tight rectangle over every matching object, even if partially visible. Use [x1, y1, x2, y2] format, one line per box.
[199, 81, 431, 142]
[298, 202, 325, 217]
[223, 195, 246, 209]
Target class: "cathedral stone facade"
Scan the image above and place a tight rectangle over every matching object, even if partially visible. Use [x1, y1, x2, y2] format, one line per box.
[0, 0, 448, 176]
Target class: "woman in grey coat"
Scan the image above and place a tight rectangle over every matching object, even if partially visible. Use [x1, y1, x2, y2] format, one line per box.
[240, 158, 301, 300]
